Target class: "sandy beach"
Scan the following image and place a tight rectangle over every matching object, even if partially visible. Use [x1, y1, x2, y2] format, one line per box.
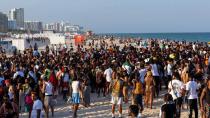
[20, 89, 194, 118]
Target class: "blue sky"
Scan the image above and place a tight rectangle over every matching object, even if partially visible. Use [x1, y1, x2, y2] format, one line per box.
[1, 0, 210, 33]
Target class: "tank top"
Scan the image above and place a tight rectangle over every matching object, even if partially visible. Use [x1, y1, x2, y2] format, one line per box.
[72, 81, 80, 93]
[45, 82, 53, 95]
[206, 87, 210, 104]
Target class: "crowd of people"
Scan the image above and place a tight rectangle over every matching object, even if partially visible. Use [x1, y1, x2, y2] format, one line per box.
[0, 37, 209, 118]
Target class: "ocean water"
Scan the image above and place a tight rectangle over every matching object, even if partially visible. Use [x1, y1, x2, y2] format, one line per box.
[99, 32, 210, 42]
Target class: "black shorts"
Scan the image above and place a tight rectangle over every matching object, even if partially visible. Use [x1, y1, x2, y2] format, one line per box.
[134, 94, 143, 108]
[174, 97, 183, 106]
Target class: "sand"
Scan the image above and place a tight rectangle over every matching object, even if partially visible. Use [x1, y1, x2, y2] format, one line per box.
[20, 90, 195, 118]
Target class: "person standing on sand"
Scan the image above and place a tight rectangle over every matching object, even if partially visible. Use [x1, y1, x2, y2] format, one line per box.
[61, 67, 70, 101]
[168, 72, 184, 118]
[132, 73, 144, 117]
[82, 74, 91, 107]
[30, 92, 43, 118]
[200, 77, 210, 118]
[144, 71, 155, 109]
[42, 77, 54, 118]
[104, 65, 113, 96]
[95, 66, 104, 97]
[186, 76, 199, 118]
[71, 75, 83, 118]
[150, 58, 160, 97]
[110, 73, 124, 118]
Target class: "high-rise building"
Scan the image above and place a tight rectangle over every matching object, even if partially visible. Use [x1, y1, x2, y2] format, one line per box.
[8, 8, 24, 29]
[24, 21, 43, 32]
[8, 19, 17, 30]
[0, 12, 8, 32]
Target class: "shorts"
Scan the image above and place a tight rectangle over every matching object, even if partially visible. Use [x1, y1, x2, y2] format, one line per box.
[134, 94, 143, 107]
[111, 96, 123, 105]
[174, 97, 183, 106]
[72, 93, 80, 104]
[44, 95, 54, 107]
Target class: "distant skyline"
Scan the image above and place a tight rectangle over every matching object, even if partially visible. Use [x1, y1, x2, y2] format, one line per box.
[1, 0, 210, 33]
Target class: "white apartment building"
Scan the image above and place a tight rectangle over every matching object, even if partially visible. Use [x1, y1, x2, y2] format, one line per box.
[24, 21, 43, 32]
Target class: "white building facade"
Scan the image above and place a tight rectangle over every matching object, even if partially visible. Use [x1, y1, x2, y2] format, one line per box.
[44, 21, 83, 34]
[24, 21, 43, 32]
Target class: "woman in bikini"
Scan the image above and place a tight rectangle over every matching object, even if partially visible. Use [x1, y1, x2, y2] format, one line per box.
[144, 71, 155, 109]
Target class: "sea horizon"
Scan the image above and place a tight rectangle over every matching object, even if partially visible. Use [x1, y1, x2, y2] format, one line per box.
[97, 32, 210, 42]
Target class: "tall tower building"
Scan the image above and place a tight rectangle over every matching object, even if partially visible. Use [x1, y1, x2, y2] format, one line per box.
[0, 12, 8, 32]
[8, 8, 24, 29]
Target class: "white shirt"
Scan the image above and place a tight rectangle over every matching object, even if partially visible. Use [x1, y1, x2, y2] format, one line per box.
[139, 68, 147, 83]
[72, 81, 80, 93]
[151, 64, 159, 76]
[167, 64, 173, 76]
[168, 79, 184, 100]
[31, 99, 43, 118]
[186, 80, 199, 99]
[104, 68, 113, 82]
[45, 82, 53, 95]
